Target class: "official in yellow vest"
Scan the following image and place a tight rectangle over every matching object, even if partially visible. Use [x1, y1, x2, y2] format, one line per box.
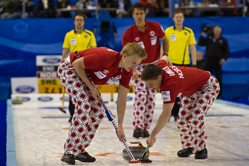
[62, 13, 97, 59]
[165, 9, 196, 66]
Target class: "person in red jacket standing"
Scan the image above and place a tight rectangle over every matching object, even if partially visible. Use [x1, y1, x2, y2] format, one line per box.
[122, 3, 169, 139]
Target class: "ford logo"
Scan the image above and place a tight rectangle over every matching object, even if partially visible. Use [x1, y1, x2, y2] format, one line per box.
[16, 85, 35, 94]
[126, 96, 133, 101]
[21, 97, 31, 102]
[42, 58, 61, 64]
[60, 96, 69, 101]
[38, 96, 53, 102]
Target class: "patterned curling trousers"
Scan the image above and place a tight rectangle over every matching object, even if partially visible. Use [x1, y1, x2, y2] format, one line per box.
[132, 63, 156, 131]
[177, 75, 220, 153]
[58, 57, 105, 155]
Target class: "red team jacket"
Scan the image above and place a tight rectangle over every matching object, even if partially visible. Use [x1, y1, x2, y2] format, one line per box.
[69, 47, 132, 89]
[158, 60, 211, 104]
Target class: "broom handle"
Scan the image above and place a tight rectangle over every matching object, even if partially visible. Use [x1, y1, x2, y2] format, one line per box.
[61, 87, 65, 108]
[87, 75, 136, 161]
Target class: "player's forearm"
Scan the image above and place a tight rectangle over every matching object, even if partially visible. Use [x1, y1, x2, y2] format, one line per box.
[150, 104, 172, 137]
[116, 98, 126, 127]
[62, 48, 69, 59]
[190, 45, 197, 65]
[162, 37, 169, 54]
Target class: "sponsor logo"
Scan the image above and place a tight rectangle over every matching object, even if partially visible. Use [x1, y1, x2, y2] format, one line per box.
[94, 71, 107, 79]
[60, 96, 69, 101]
[21, 96, 31, 102]
[126, 96, 133, 101]
[103, 70, 109, 74]
[161, 91, 171, 101]
[150, 31, 155, 36]
[38, 96, 53, 102]
[42, 57, 61, 64]
[16, 85, 35, 93]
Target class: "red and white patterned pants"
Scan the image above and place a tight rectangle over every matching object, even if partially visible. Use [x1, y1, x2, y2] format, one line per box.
[132, 63, 156, 131]
[58, 57, 105, 155]
[177, 75, 220, 153]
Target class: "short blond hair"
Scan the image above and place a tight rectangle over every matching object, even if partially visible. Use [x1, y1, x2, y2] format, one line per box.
[121, 42, 147, 59]
[173, 9, 184, 17]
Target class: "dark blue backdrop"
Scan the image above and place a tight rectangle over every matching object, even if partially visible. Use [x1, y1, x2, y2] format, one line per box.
[0, 17, 249, 100]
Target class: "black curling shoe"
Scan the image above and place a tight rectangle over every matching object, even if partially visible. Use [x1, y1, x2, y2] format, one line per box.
[133, 128, 142, 138]
[195, 148, 208, 160]
[177, 147, 193, 157]
[75, 152, 96, 162]
[61, 153, 75, 165]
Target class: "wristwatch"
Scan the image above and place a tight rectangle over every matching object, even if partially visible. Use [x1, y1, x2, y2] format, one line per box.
[163, 53, 168, 56]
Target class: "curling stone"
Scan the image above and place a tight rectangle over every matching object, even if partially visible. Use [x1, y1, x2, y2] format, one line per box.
[12, 97, 23, 104]
[123, 141, 149, 161]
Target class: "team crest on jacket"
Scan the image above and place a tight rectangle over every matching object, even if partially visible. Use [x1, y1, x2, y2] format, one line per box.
[103, 70, 109, 74]
[84, 35, 88, 39]
[135, 37, 140, 41]
[184, 32, 187, 36]
[150, 31, 155, 36]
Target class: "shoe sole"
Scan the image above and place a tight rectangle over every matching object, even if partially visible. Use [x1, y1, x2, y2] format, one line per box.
[61, 159, 75, 165]
[75, 158, 96, 162]
[177, 153, 193, 157]
[195, 158, 207, 161]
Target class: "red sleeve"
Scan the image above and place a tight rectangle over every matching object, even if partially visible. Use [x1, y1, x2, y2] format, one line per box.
[156, 22, 165, 39]
[83, 50, 112, 69]
[122, 29, 131, 47]
[119, 71, 133, 89]
[158, 59, 167, 66]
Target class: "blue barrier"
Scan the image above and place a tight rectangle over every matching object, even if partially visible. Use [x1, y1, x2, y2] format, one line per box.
[0, 17, 249, 100]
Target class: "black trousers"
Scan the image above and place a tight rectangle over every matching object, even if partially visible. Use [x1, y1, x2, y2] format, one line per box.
[205, 59, 222, 98]
[69, 99, 75, 117]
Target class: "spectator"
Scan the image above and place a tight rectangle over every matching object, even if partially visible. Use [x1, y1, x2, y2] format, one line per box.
[76, 0, 92, 17]
[240, 0, 249, 16]
[157, 0, 169, 17]
[62, 13, 97, 122]
[199, 0, 221, 16]
[122, 3, 169, 139]
[198, 26, 229, 99]
[36, 0, 56, 18]
[163, 9, 197, 121]
[221, 0, 237, 16]
[1, 0, 35, 19]
[139, 0, 160, 17]
[57, 0, 71, 18]
[178, 0, 194, 17]
[76, 0, 88, 9]
[114, 0, 132, 18]
[98, 0, 117, 17]
[141, 56, 220, 160]
[0, 0, 19, 19]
